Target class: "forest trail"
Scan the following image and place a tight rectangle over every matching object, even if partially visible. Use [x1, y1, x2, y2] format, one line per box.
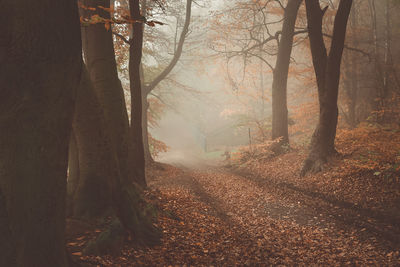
[147, 159, 400, 266]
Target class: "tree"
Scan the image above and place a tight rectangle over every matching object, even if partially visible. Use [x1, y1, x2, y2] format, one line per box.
[70, 65, 114, 218]
[271, 0, 303, 145]
[209, 0, 306, 146]
[66, 1, 160, 250]
[0, 0, 81, 265]
[301, 0, 353, 176]
[129, 0, 147, 184]
[81, 0, 140, 186]
[141, 0, 193, 163]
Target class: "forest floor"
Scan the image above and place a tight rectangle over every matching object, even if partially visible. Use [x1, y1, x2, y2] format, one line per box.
[69, 125, 400, 266]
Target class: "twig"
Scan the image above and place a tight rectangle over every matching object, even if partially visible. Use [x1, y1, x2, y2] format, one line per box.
[112, 31, 130, 44]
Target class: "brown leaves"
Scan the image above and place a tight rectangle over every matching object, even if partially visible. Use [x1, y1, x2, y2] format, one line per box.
[68, 143, 400, 266]
[104, 22, 110, 31]
[78, 3, 165, 29]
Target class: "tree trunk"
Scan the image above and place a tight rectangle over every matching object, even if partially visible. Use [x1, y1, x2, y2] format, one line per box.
[271, 0, 302, 145]
[71, 65, 159, 245]
[67, 132, 80, 217]
[75, 1, 159, 247]
[71, 66, 114, 219]
[301, 0, 352, 176]
[142, 95, 154, 163]
[81, 0, 135, 186]
[139, 0, 154, 164]
[0, 0, 81, 265]
[129, 0, 147, 186]
[140, 0, 192, 163]
[348, 5, 359, 128]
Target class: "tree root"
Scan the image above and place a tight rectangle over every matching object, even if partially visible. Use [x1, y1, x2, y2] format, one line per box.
[116, 184, 161, 246]
[83, 219, 125, 256]
[300, 155, 327, 177]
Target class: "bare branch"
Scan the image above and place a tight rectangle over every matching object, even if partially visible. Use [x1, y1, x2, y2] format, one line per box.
[112, 31, 130, 44]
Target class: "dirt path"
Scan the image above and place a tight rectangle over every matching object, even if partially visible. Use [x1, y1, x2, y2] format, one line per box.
[149, 162, 400, 266]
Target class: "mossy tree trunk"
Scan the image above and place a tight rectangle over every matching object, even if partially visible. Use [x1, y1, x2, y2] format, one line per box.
[66, 0, 160, 248]
[81, 0, 138, 186]
[67, 132, 80, 216]
[0, 0, 82, 265]
[71, 66, 114, 219]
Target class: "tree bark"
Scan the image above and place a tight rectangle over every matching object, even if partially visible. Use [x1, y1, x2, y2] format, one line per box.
[142, 95, 154, 164]
[73, 0, 159, 249]
[347, 5, 359, 128]
[67, 132, 80, 217]
[81, 0, 136, 186]
[129, 0, 147, 186]
[71, 65, 159, 245]
[301, 0, 352, 176]
[0, 0, 81, 265]
[138, 0, 153, 164]
[71, 66, 114, 218]
[271, 0, 302, 145]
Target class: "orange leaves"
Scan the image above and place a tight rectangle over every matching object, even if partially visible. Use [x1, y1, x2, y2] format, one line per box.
[149, 133, 169, 158]
[104, 22, 110, 31]
[97, 5, 114, 14]
[89, 14, 102, 24]
[71, 252, 82, 256]
[78, 3, 164, 29]
[335, 124, 400, 174]
[66, 158, 400, 266]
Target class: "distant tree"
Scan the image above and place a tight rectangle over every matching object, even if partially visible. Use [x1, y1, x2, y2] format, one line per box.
[113, 0, 193, 163]
[0, 0, 81, 266]
[301, 0, 352, 176]
[141, 0, 193, 163]
[209, 0, 306, 146]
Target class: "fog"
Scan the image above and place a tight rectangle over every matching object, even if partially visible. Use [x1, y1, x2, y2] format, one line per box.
[143, 0, 400, 167]
[148, 0, 292, 166]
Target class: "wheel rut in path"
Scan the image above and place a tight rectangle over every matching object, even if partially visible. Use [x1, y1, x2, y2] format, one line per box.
[229, 167, 400, 251]
[149, 163, 400, 265]
[149, 166, 234, 225]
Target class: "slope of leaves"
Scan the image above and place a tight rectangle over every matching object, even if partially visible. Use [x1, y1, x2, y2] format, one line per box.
[234, 124, 400, 213]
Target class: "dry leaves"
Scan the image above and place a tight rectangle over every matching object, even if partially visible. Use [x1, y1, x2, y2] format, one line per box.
[67, 128, 400, 266]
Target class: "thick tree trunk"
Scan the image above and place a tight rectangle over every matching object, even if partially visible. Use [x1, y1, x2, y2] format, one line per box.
[129, 0, 147, 186]
[0, 0, 81, 265]
[71, 66, 159, 245]
[71, 1, 158, 248]
[271, 0, 302, 145]
[71, 66, 114, 218]
[67, 132, 80, 217]
[70, 66, 159, 248]
[301, 0, 352, 176]
[81, 0, 135, 186]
